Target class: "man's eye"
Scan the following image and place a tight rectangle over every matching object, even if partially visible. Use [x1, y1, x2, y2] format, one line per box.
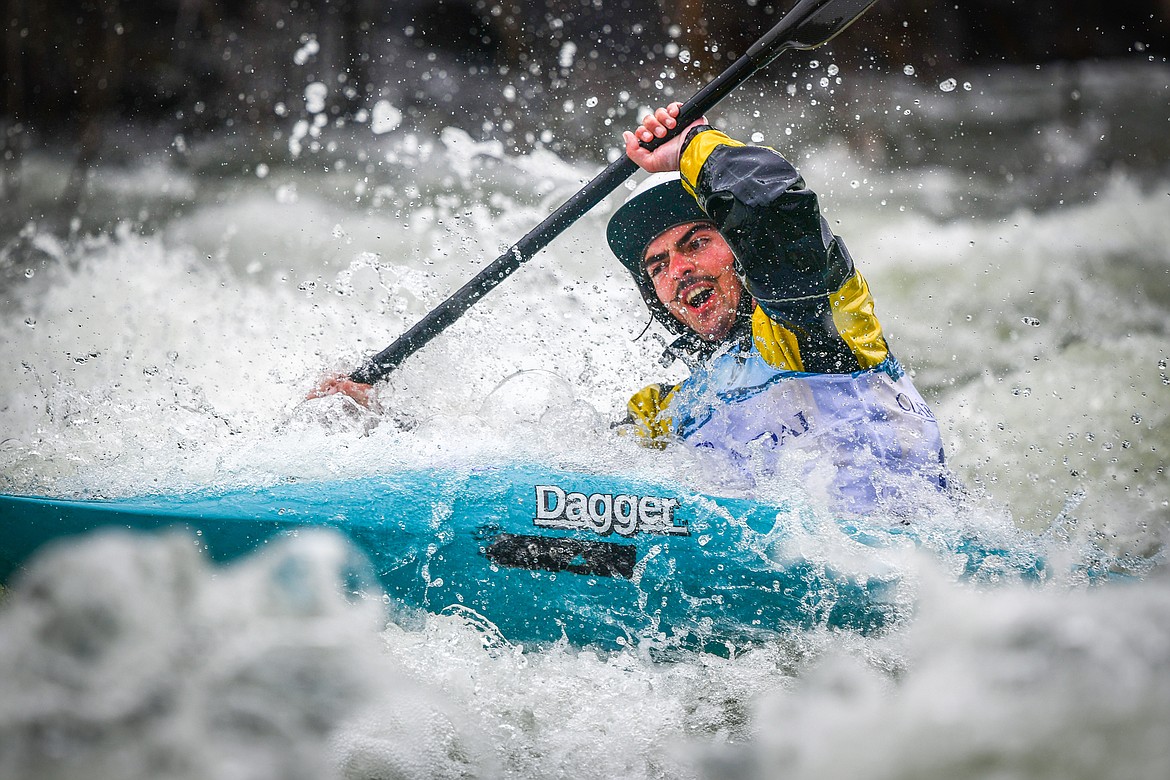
[689, 235, 709, 251]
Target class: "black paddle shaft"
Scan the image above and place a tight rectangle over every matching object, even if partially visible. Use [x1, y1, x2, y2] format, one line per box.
[349, 0, 877, 385]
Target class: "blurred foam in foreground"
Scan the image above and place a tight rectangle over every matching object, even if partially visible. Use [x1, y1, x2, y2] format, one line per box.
[0, 530, 489, 780]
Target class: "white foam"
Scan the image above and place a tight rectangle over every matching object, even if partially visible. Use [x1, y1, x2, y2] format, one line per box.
[2, 64, 1167, 778]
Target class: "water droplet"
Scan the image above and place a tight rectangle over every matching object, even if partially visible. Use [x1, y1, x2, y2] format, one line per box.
[750, 131, 765, 143]
[23, 268, 34, 278]
[903, 64, 916, 76]
[809, 60, 820, 69]
[1131, 413, 1142, 424]
[585, 96, 598, 108]
[23, 317, 35, 328]
[827, 64, 839, 76]
[293, 36, 319, 66]
[850, 180, 860, 189]
[1022, 316, 1041, 327]
[303, 81, 328, 114]
[963, 82, 972, 91]
[939, 78, 958, 92]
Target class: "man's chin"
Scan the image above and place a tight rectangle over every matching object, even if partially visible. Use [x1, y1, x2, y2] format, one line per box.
[671, 306, 735, 342]
[691, 320, 734, 342]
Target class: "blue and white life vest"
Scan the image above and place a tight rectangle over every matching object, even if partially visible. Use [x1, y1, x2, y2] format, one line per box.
[666, 345, 947, 512]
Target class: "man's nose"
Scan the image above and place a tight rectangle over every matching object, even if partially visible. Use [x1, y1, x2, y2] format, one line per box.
[666, 250, 696, 278]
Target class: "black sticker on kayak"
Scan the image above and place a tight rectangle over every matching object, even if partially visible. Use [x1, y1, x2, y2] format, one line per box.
[482, 533, 636, 579]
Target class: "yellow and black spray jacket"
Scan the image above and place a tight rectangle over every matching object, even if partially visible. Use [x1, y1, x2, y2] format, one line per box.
[625, 128, 895, 441]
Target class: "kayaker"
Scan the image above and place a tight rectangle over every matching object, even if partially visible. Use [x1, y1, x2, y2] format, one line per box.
[610, 102, 947, 510]
[310, 102, 946, 510]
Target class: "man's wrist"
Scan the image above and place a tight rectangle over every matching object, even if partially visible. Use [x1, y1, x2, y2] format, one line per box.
[680, 124, 714, 159]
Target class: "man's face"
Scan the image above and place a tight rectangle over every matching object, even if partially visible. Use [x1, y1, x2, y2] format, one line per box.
[642, 222, 742, 341]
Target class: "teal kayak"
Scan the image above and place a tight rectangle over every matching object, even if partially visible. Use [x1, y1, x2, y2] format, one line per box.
[0, 464, 1045, 650]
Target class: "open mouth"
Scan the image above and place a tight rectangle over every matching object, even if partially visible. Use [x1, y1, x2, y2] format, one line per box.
[680, 284, 715, 308]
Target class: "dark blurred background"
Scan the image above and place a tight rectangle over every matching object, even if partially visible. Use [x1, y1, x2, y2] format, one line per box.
[2, 0, 1168, 201]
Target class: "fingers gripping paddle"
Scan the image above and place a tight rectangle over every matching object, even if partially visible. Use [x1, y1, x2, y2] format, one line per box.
[348, 0, 877, 385]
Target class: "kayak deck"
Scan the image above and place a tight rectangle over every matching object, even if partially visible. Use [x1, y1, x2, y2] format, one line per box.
[0, 465, 1044, 650]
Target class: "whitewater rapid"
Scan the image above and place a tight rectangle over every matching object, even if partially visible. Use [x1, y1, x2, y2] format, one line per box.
[2, 60, 1168, 779]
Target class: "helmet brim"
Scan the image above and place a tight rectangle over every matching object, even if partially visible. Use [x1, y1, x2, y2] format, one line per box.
[606, 175, 710, 282]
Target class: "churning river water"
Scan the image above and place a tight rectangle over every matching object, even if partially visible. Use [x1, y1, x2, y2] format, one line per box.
[1, 59, 1168, 779]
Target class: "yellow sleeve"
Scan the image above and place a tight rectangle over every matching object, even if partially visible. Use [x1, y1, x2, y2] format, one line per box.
[625, 383, 676, 445]
[678, 129, 745, 199]
[752, 271, 890, 372]
[828, 271, 889, 370]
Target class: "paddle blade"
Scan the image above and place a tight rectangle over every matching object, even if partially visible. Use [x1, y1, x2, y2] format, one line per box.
[788, 0, 878, 49]
[748, 0, 878, 62]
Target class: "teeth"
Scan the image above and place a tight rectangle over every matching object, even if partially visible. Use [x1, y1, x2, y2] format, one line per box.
[684, 286, 712, 306]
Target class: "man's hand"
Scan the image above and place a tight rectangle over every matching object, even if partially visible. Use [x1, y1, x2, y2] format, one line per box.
[306, 375, 378, 410]
[623, 102, 707, 174]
